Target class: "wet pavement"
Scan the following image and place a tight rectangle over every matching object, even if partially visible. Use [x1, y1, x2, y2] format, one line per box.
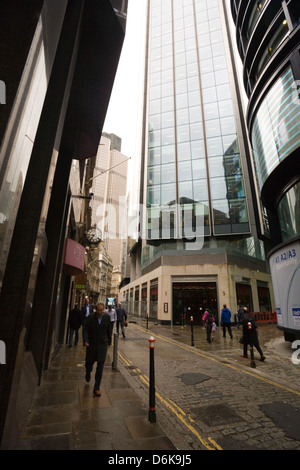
[18, 342, 175, 451]
[17, 318, 300, 453]
[117, 320, 300, 451]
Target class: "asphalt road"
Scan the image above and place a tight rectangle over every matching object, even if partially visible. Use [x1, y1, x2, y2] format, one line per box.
[116, 320, 300, 451]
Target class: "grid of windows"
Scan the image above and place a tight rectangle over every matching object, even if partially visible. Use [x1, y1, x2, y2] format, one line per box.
[277, 180, 300, 242]
[251, 67, 300, 190]
[147, 0, 249, 239]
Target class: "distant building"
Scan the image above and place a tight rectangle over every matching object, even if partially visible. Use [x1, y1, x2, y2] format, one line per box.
[90, 133, 129, 295]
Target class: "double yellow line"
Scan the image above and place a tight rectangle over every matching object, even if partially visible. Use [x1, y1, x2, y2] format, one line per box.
[137, 325, 300, 397]
[118, 351, 222, 451]
[118, 323, 300, 450]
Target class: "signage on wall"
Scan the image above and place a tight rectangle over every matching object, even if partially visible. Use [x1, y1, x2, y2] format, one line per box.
[269, 240, 300, 331]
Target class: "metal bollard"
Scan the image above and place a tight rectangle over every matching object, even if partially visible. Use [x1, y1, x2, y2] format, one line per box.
[148, 336, 156, 423]
[247, 322, 256, 368]
[190, 316, 194, 347]
[112, 332, 118, 370]
[250, 344, 256, 368]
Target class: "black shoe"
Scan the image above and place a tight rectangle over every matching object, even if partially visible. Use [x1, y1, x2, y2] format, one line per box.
[85, 371, 91, 383]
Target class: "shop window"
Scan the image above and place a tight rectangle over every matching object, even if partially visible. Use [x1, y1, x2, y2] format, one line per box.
[150, 279, 158, 319]
[236, 283, 253, 311]
[257, 285, 271, 313]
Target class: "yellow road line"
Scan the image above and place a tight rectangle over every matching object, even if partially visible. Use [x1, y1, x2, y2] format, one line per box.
[135, 324, 300, 397]
[117, 350, 222, 450]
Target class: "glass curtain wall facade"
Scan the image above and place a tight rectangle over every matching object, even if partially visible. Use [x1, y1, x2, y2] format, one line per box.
[251, 67, 300, 191]
[146, 0, 250, 249]
[230, 0, 300, 341]
[120, 0, 275, 324]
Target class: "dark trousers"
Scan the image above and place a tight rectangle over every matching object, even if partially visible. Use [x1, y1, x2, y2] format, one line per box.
[222, 322, 233, 338]
[244, 330, 264, 357]
[206, 326, 212, 343]
[69, 328, 79, 346]
[243, 339, 264, 358]
[117, 320, 125, 337]
[110, 321, 115, 340]
[85, 361, 104, 391]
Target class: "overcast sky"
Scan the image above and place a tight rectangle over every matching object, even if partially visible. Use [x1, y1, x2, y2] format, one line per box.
[103, 0, 147, 161]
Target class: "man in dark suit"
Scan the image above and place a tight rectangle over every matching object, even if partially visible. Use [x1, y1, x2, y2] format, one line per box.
[83, 301, 111, 397]
[68, 303, 82, 347]
[81, 297, 93, 345]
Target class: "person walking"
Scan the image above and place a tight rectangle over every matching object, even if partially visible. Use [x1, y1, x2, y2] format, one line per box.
[83, 301, 111, 397]
[81, 297, 94, 345]
[106, 303, 117, 342]
[202, 309, 215, 343]
[116, 303, 127, 338]
[221, 304, 233, 339]
[236, 305, 243, 329]
[68, 303, 82, 347]
[240, 307, 265, 361]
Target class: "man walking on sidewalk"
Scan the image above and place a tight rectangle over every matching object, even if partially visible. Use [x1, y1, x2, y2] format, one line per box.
[106, 303, 117, 342]
[83, 302, 111, 397]
[116, 303, 127, 338]
[81, 297, 94, 345]
[68, 303, 82, 347]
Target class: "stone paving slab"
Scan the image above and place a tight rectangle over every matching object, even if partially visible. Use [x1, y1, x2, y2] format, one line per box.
[18, 344, 176, 451]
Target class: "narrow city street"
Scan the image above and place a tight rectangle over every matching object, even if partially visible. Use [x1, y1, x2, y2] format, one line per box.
[117, 320, 300, 451]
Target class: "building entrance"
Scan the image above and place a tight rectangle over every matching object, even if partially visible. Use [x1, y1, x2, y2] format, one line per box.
[172, 282, 218, 326]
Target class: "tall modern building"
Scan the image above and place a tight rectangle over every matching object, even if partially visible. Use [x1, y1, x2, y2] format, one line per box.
[90, 133, 129, 299]
[230, 0, 300, 341]
[120, 0, 274, 325]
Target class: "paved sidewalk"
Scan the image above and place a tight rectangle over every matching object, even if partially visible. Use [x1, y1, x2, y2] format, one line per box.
[18, 320, 300, 452]
[18, 342, 176, 451]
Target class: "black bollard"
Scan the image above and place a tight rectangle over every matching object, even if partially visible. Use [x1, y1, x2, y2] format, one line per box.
[146, 313, 149, 330]
[190, 315, 194, 347]
[112, 333, 118, 370]
[247, 321, 256, 368]
[148, 336, 156, 423]
[250, 344, 256, 368]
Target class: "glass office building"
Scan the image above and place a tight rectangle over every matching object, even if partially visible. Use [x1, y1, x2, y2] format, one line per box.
[121, 0, 274, 325]
[147, 0, 250, 242]
[230, 0, 300, 340]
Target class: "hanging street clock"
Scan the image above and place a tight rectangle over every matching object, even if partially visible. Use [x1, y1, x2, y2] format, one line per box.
[86, 228, 102, 245]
